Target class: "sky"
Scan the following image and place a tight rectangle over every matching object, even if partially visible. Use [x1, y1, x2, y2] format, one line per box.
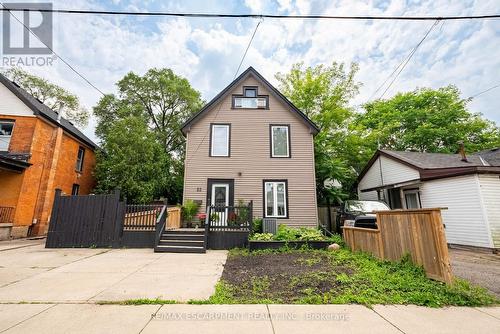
[1, 0, 499, 143]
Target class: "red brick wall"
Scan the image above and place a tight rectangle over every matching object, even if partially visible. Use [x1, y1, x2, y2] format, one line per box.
[0, 114, 96, 237]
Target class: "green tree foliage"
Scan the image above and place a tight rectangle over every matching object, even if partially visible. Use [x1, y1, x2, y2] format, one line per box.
[276, 62, 362, 204]
[93, 68, 202, 203]
[358, 86, 500, 154]
[3, 67, 89, 127]
[94, 117, 169, 203]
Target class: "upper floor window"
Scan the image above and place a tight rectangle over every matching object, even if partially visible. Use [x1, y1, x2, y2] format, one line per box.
[0, 121, 14, 151]
[76, 146, 85, 172]
[210, 124, 230, 157]
[233, 86, 268, 109]
[270, 125, 290, 158]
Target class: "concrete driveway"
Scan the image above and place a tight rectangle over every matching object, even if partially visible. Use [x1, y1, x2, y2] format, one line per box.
[0, 239, 227, 303]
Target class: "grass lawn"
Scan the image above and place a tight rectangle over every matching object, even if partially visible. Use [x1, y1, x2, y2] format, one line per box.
[193, 248, 499, 307]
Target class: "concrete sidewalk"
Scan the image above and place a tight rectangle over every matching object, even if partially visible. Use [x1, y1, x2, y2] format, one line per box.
[0, 241, 227, 302]
[0, 303, 498, 333]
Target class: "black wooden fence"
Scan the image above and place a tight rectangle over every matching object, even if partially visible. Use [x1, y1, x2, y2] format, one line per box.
[45, 189, 167, 248]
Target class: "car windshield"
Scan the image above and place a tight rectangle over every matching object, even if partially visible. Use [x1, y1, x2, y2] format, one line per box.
[345, 200, 389, 213]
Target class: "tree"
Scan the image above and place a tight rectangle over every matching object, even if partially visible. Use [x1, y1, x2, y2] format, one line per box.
[358, 86, 500, 154]
[94, 116, 171, 203]
[3, 67, 89, 127]
[276, 62, 362, 204]
[93, 68, 202, 203]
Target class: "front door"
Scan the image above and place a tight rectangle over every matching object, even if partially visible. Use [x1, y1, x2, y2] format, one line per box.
[207, 179, 234, 226]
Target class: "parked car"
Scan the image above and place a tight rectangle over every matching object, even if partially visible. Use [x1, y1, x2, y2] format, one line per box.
[338, 200, 390, 230]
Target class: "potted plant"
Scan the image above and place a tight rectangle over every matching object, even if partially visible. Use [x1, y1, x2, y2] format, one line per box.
[181, 199, 199, 228]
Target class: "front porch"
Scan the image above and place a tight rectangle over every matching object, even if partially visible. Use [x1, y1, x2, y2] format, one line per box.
[155, 202, 254, 253]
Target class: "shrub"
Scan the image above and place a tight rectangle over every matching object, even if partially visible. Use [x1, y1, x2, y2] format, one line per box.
[251, 218, 263, 234]
[274, 225, 327, 241]
[250, 233, 274, 241]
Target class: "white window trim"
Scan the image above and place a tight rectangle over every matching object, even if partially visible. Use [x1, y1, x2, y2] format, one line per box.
[264, 181, 287, 218]
[210, 124, 230, 157]
[403, 189, 421, 209]
[271, 125, 290, 158]
[0, 121, 14, 151]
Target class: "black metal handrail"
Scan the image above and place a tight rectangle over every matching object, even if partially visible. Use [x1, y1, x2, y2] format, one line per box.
[206, 201, 253, 231]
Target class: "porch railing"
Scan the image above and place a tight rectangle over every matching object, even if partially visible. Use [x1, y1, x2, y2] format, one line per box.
[0, 206, 14, 224]
[124, 204, 165, 231]
[205, 201, 253, 232]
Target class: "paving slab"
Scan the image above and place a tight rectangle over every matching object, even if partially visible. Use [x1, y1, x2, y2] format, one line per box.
[0, 267, 50, 287]
[0, 238, 44, 252]
[142, 304, 274, 334]
[476, 306, 500, 320]
[0, 271, 129, 302]
[0, 303, 54, 332]
[267, 304, 400, 334]
[373, 305, 500, 334]
[3, 303, 159, 334]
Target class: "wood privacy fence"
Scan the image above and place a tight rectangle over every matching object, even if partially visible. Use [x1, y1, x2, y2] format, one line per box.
[342, 208, 453, 284]
[46, 189, 168, 248]
[166, 207, 181, 229]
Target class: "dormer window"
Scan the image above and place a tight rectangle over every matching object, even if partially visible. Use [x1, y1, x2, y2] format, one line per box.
[233, 86, 268, 109]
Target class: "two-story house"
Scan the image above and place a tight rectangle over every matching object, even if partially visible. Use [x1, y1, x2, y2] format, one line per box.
[181, 67, 319, 228]
[0, 73, 96, 239]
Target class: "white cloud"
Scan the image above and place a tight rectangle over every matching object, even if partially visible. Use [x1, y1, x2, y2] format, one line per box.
[1, 0, 498, 143]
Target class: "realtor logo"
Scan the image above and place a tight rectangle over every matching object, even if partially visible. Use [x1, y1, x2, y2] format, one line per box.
[2, 2, 53, 55]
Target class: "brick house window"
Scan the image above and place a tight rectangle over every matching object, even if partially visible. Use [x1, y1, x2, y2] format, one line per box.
[0, 120, 14, 151]
[71, 184, 80, 195]
[76, 147, 85, 172]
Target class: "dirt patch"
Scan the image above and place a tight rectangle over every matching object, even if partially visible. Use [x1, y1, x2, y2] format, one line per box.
[221, 251, 354, 303]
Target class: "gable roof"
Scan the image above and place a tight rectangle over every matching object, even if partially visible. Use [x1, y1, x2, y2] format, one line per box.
[0, 73, 97, 149]
[181, 66, 320, 135]
[358, 149, 500, 183]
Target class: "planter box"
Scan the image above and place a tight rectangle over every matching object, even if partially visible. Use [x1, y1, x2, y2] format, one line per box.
[249, 240, 330, 251]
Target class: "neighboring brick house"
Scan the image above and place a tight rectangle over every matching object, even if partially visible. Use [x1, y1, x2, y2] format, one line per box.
[182, 67, 319, 228]
[0, 73, 97, 239]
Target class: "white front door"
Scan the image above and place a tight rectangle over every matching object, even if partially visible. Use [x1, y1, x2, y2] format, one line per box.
[211, 183, 229, 226]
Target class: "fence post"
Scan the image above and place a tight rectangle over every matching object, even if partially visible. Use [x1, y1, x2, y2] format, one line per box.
[45, 189, 62, 248]
[111, 190, 123, 248]
[248, 200, 253, 232]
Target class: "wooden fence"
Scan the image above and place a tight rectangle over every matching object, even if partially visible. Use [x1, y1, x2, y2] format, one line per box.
[342, 208, 452, 284]
[46, 190, 168, 248]
[166, 207, 181, 229]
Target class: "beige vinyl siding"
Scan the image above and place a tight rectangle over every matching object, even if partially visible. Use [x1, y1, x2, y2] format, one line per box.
[183, 75, 318, 227]
[478, 174, 500, 248]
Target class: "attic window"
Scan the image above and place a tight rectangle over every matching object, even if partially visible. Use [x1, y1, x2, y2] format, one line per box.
[233, 87, 268, 109]
[0, 120, 14, 151]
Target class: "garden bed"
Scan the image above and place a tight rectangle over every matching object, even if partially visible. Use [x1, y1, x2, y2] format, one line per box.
[196, 248, 499, 306]
[249, 240, 330, 250]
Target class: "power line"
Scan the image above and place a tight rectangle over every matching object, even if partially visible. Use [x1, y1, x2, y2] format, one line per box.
[184, 19, 263, 168]
[0, 7, 499, 20]
[377, 20, 440, 100]
[0, 3, 106, 97]
[469, 83, 500, 99]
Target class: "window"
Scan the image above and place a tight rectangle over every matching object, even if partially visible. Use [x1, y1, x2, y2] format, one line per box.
[75, 147, 85, 172]
[210, 124, 230, 157]
[0, 121, 14, 151]
[244, 87, 257, 97]
[404, 189, 421, 209]
[71, 184, 80, 196]
[233, 87, 268, 109]
[264, 180, 288, 218]
[270, 125, 290, 157]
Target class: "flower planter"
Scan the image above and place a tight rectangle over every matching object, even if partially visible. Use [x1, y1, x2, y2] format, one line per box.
[249, 240, 330, 251]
